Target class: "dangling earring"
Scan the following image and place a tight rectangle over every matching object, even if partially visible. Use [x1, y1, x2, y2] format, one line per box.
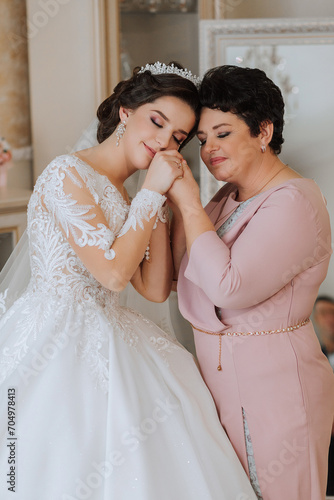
[261, 145, 266, 153]
[116, 120, 126, 147]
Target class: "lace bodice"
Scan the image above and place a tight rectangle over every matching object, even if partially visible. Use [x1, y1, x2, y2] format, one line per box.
[27, 155, 129, 306]
[0, 155, 168, 391]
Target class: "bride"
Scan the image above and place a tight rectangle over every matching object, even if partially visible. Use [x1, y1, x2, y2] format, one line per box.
[0, 62, 256, 500]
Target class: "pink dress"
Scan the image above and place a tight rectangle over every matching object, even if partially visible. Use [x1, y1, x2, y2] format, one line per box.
[178, 179, 334, 500]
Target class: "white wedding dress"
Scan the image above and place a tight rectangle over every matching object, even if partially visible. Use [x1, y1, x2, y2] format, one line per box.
[0, 154, 256, 500]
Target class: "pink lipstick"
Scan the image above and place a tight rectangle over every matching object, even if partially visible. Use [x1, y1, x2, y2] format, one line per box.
[210, 157, 227, 166]
[144, 144, 156, 158]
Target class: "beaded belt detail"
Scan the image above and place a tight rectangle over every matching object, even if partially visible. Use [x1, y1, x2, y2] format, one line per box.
[191, 318, 310, 372]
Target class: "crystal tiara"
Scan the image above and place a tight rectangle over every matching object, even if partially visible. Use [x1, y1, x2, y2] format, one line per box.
[138, 62, 201, 88]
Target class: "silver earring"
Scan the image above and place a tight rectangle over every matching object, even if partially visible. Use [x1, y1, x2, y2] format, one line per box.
[116, 120, 126, 147]
[261, 145, 266, 153]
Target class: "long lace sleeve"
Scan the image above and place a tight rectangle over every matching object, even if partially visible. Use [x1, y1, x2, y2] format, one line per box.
[41, 160, 125, 286]
[49, 187, 116, 260]
[117, 189, 167, 238]
[40, 157, 168, 291]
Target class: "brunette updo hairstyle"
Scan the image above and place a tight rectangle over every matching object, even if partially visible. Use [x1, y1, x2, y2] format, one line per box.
[97, 62, 200, 149]
[199, 65, 285, 154]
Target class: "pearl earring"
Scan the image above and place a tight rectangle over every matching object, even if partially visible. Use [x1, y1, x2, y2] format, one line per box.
[116, 120, 126, 147]
[261, 145, 266, 153]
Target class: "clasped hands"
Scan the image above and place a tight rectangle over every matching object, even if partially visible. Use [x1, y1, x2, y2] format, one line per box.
[142, 150, 201, 215]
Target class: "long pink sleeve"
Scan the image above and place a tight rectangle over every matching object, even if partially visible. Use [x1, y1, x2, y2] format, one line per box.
[184, 184, 331, 310]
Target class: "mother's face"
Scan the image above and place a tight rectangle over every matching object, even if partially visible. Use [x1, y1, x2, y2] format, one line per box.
[197, 108, 262, 185]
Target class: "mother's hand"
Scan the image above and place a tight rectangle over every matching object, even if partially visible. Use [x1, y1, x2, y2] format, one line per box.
[142, 150, 185, 195]
[167, 160, 201, 212]
[168, 161, 215, 250]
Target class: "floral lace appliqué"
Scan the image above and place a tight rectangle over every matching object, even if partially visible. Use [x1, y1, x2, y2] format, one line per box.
[147, 318, 179, 367]
[118, 189, 167, 238]
[0, 155, 145, 391]
[148, 336, 179, 367]
[242, 407, 264, 500]
[217, 194, 259, 239]
[0, 289, 8, 316]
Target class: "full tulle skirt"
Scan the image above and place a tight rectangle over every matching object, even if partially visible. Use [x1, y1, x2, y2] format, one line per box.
[0, 296, 256, 500]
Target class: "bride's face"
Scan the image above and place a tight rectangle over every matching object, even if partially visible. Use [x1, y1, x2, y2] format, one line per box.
[121, 96, 196, 170]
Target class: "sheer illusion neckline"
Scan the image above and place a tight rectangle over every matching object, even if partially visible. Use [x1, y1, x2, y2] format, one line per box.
[71, 154, 130, 206]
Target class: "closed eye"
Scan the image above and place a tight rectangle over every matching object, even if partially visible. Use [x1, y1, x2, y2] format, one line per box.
[151, 118, 162, 128]
[173, 136, 183, 146]
[152, 119, 185, 145]
[198, 132, 230, 147]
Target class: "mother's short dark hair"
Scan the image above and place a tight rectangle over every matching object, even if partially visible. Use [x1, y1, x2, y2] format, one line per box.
[199, 65, 285, 155]
[97, 63, 200, 149]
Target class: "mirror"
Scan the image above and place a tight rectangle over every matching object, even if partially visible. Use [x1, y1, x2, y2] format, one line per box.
[199, 18, 334, 294]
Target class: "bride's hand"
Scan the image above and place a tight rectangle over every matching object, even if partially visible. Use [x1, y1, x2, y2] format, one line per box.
[142, 150, 185, 195]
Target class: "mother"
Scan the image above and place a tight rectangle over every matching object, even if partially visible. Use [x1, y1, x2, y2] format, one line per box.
[170, 65, 334, 500]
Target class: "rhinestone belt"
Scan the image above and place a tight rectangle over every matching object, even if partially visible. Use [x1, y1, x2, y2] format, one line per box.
[191, 318, 310, 372]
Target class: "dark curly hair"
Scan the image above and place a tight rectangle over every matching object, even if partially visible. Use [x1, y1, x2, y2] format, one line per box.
[199, 65, 285, 155]
[97, 62, 200, 150]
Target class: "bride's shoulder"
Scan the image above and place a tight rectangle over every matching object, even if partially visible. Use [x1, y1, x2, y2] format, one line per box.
[33, 154, 89, 194]
[48, 154, 81, 172]
[37, 154, 77, 177]
[41, 154, 92, 181]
